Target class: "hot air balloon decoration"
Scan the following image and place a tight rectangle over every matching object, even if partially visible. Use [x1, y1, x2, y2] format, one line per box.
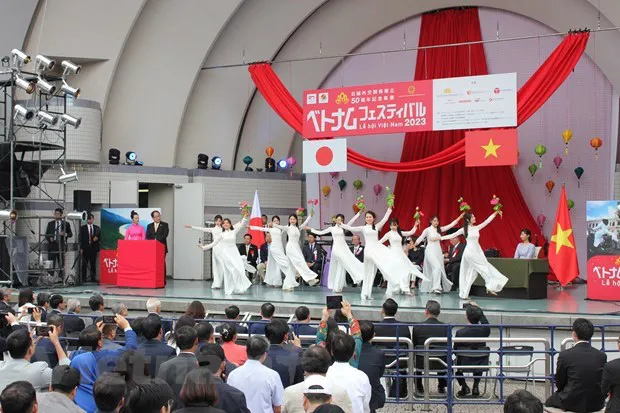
[243, 156, 254, 171]
[567, 199, 575, 210]
[590, 137, 603, 159]
[553, 156, 563, 172]
[265, 146, 274, 157]
[537, 213, 546, 228]
[321, 185, 331, 197]
[545, 180, 555, 194]
[373, 184, 382, 196]
[329, 172, 339, 179]
[528, 163, 538, 180]
[353, 179, 363, 191]
[562, 129, 573, 155]
[287, 156, 297, 168]
[574, 166, 584, 188]
[534, 144, 547, 168]
[338, 179, 347, 198]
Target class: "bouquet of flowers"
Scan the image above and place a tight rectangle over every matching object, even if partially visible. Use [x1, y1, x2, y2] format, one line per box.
[413, 206, 424, 221]
[295, 207, 306, 217]
[356, 195, 366, 211]
[490, 194, 503, 214]
[457, 197, 471, 212]
[386, 187, 395, 208]
[307, 198, 319, 214]
[239, 201, 250, 217]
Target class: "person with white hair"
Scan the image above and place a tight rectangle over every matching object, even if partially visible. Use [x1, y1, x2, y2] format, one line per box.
[63, 298, 85, 334]
[110, 302, 128, 317]
[146, 298, 161, 315]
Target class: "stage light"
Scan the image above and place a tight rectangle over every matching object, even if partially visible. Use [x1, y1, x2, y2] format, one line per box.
[14, 105, 34, 121]
[60, 113, 81, 129]
[61, 82, 80, 98]
[126, 151, 137, 164]
[37, 76, 57, 94]
[66, 211, 87, 221]
[36, 110, 59, 126]
[15, 75, 35, 94]
[61, 60, 81, 75]
[58, 167, 78, 184]
[109, 148, 120, 165]
[2, 56, 11, 67]
[277, 159, 288, 171]
[197, 153, 209, 169]
[211, 156, 222, 170]
[35, 54, 56, 71]
[0, 210, 18, 221]
[11, 49, 30, 65]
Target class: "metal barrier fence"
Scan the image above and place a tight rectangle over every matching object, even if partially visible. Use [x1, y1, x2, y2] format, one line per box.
[13, 314, 620, 412]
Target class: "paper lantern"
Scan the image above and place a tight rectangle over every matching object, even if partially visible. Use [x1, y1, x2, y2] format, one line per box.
[329, 172, 339, 179]
[528, 163, 538, 179]
[590, 137, 603, 159]
[242, 155, 253, 166]
[562, 129, 573, 155]
[265, 146, 275, 157]
[373, 184, 382, 196]
[567, 199, 575, 210]
[534, 144, 547, 168]
[574, 166, 584, 188]
[338, 179, 347, 191]
[537, 214, 546, 228]
[553, 156, 563, 171]
[287, 156, 297, 167]
[321, 185, 331, 197]
[545, 180, 555, 194]
[353, 179, 363, 190]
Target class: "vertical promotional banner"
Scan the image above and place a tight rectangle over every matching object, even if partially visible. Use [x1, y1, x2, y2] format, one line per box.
[99, 208, 159, 284]
[586, 201, 620, 300]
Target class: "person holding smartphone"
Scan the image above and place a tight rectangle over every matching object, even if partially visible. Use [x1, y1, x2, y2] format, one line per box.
[315, 299, 362, 368]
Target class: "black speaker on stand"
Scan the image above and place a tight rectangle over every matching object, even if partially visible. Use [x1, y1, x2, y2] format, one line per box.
[73, 190, 91, 213]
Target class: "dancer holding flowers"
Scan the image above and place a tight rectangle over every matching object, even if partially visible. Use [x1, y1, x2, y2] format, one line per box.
[272, 211, 319, 286]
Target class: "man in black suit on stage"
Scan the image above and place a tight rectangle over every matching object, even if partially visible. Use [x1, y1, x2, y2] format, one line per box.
[45, 208, 73, 280]
[146, 210, 169, 279]
[238, 234, 259, 270]
[79, 213, 100, 283]
[444, 229, 465, 290]
[413, 300, 449, 394]
[454, 302, 490, 397]
[302, 233, 323, 283]
[347, 234, 364, 286]
[545, 318, 607, 412]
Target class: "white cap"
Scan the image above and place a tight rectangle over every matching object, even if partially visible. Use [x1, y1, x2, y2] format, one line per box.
[303, 375, 332, 396]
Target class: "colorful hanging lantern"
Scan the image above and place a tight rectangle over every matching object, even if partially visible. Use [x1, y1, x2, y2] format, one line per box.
[528, 163, 538, 179]
[265, 146, 274, 157]
[338, 179, 347, 191]
[321, 185, 331, 197]
[553, 156, 563, 171]
[574, 166, 584, 188]
[353, 179, 363, 190]
[286, 156, 297, 168]
[590, 137, 603, 159]
[537, 214, 546, 228]
[545, 180, 555, 194]
[567, 199, 575, 210]
[329, 172, 339, 179]
[562, 129, 573, 155]
[534, 144, 547, 168]
[373, 184, 382, 196]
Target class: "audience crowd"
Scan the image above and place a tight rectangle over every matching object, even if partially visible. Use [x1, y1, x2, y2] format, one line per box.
[0, 287, 615, 413]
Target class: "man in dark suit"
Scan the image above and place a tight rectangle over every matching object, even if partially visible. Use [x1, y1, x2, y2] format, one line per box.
[249, 302, 275, 335]
[413, 300, 449, 394]
[302, 233, 324, 285]
[238, 233, 259, 271]
[45, 208, 72, 280]
[157, 326, 200, 410]
[198, 343, 250, 413]
[216, 305, 247, 334]
[602, 338, 620, 412]
[138, 315, 176, 378]
[454, 302, 490, 397]
[0, 288, 13, 314]
[79, 213, 100, 283]
[264, 320, 304, 388]
[256, 233, 271, 284]
[545, 318, 607, 412]
[146, 210, 169, 280]
[347, 234, 364, 286]
[293, 305, 317, 337]
[444, 229, 465, 289]
[358, 320, 386, 413]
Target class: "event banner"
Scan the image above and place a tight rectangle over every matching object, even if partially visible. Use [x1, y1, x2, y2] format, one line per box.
[302, 73, 517, 138]
[586, 201, 620, 300]
[99, 208, 159, 284]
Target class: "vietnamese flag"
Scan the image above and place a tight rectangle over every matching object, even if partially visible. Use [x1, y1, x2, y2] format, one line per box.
[549, 186, 579, 286]
[465, 129, 518, 167]
[248, 190, 265, 246]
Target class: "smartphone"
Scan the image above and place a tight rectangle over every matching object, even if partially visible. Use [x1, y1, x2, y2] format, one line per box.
[27, 307, 34, 314]
[102, 315, 116, 324]
[326, 295, 343, 310]
[36, 326, 51, 337]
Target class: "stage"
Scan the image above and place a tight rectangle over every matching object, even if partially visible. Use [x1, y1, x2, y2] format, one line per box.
[46, 280, 620, 325]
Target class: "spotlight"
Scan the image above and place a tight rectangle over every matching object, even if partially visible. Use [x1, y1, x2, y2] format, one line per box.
[108, 148, 120, 165]
[67, 211, 87, 221]
[14, 105, 34, 121]
[1, 56, 10, 67]
[126, 151, 137, 165]
[264, 157, 276, 172]
[61, 60, 81, 75]
[211, 156, 222, 170]
[37, 77, 57, 94]
[0, 210, 17, 221]
[58, 167, 78, 184]
[197, 154, 209, 169]
[15, 75, 35, 94]
[35, 54, 56, 71]
[11, 49, 30, 65]
[277, 159, 288, 171]
[61, 82, 80, 98]
[36, 110, 59, 126]
[60, 113, 81, 129]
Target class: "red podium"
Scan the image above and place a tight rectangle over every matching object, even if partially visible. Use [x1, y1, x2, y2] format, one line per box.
[116, 240, 165, 288]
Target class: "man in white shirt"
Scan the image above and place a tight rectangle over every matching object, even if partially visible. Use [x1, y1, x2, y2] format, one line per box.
[228, 335, 284, 413]
[283, 346, 352, 413]
[326, 333, 371, 413]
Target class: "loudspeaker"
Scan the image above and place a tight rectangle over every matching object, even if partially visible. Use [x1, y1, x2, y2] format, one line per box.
[73, 190, 91, 212]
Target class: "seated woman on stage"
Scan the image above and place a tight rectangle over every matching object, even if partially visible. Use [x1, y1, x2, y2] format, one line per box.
[514, 228, 536, 259]
[125, 210, 145, 240]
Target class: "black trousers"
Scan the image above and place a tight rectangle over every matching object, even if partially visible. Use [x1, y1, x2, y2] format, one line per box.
[544, 393, 564, 410]
[415, 372, 447, 390]
[455, 370, 483, 387]
[446, 262, 461, 290]
[81, 248, 98, 282]
[48, 245, 65, 279]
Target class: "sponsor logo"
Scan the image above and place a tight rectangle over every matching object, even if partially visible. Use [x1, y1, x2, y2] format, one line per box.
[306, 94, 317, 105]
[494, 87, 500, 94]
[408, 85, 417, 94]
[319, 93, 329, 104]
[335, 92, 349, 104]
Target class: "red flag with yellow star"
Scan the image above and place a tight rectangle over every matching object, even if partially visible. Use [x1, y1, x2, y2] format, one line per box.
[549, 186, 579, 285]
[465, 129, 518, 167]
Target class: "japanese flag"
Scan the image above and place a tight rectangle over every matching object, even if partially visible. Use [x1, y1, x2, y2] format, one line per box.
[303, 138, 347, 174]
